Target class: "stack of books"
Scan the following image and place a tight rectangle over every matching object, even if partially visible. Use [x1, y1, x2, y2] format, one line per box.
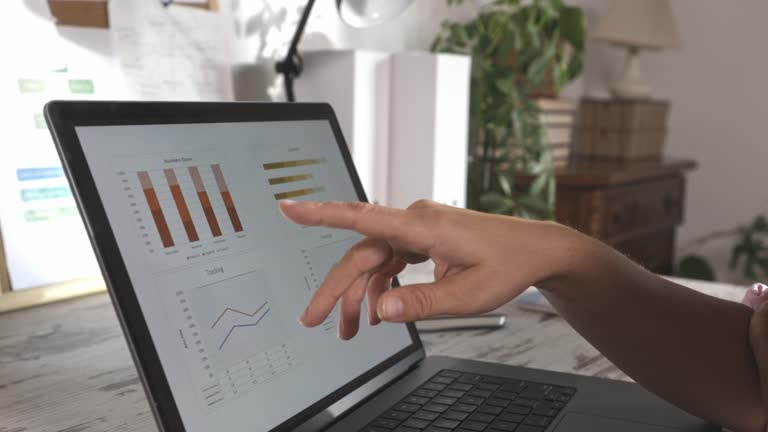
[537, 98, 577, 167]
[574, 98, 669, 160]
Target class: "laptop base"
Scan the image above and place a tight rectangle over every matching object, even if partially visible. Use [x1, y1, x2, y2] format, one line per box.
[330, 356, 717, 432]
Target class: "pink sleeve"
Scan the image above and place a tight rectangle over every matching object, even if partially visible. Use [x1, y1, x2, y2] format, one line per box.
[741, 284, 767, 432]
[743, 283, 768, 311]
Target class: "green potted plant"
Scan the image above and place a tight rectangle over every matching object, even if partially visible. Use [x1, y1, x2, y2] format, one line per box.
[677, 214, 768, 282]
[432, 0, 585, 218]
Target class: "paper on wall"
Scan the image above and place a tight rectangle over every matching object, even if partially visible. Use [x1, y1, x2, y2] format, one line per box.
[109, 0, 235, 101]
[0, 0, 237, 290]
[0, 3, 124, 290]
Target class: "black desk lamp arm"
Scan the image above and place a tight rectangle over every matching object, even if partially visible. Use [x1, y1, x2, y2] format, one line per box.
[275, 0, 317, 102]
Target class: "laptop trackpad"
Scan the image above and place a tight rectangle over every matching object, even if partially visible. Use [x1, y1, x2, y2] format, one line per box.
[556, 413, 682, 432]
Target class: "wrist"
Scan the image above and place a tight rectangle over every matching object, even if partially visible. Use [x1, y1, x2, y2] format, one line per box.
[533, 221, 598, 294]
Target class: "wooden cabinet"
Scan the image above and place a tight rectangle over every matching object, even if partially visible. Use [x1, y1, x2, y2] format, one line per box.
[539, 158, 695, 274]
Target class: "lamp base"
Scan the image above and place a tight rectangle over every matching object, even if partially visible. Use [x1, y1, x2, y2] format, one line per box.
[611, 47, 652, 100]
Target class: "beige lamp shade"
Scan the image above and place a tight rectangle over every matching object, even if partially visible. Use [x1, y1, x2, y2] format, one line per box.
[592, 0, 680, 50]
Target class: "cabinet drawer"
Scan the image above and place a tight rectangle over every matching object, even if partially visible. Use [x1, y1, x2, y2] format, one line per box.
[595, 176, 684, 240]
[611, 226, 675, 274]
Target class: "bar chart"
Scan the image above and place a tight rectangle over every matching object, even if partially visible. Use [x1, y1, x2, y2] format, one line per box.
[211, 164, 244, 233]
[138, 171, 175, 248]
[189, 166, 222, 237]
[164, 168, 199, 243]
[134, 163, 245, 251]
[263, 157, 329, 201]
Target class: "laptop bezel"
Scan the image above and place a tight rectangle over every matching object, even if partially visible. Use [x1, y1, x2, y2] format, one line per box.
[44, 101, 426, 432]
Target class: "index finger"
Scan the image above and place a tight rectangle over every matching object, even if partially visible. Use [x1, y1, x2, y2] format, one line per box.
[279, 200, 434, 253]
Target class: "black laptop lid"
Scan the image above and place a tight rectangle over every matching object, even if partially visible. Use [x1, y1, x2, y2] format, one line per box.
[45, 101, 423, 432]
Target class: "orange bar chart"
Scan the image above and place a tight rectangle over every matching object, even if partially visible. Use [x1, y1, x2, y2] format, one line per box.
[164, 169, 199, 242]
[137, 171, 175, 248]
[188, 166, 222, 237]
[211, 164, 244, 232]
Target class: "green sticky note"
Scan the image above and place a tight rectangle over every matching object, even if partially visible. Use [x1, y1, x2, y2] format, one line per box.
[18, 79, 45, 94]
[33, 113, 47, 130]
[24, 206, 78, 222]
[69, 79, 95, 94]
[21, 187, 73, 202]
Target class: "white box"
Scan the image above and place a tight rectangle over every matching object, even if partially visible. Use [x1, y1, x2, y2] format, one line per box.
[295, 50, 391, 204]
[388, 52, 471, 209]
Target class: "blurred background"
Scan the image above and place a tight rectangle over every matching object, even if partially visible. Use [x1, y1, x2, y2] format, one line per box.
[1, 0, 767, 312]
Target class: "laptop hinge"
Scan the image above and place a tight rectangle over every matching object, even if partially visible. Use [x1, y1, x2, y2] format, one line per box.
[294, 350, 424, 432]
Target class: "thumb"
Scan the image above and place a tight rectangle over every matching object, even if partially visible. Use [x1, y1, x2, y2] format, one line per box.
[376, 272, 477, 322]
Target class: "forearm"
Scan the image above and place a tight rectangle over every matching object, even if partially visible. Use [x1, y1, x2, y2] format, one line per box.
[538, 226, 766, 431]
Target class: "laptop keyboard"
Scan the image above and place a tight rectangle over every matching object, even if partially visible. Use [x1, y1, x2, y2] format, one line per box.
[360, 369, 576, 432]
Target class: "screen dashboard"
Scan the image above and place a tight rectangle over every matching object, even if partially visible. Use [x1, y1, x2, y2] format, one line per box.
[74, 119, 413, 432]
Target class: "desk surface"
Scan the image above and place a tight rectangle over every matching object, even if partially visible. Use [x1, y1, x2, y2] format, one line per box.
[0, 273, 746, 432]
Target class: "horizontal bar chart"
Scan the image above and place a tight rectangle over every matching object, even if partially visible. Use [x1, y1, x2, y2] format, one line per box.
[267, 174, 313, 185]
[262, 158, 326, 170]
[274, 187, 326, 200]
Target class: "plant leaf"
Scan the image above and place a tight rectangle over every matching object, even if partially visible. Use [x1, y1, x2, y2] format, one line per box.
[676, 255, 716, 281]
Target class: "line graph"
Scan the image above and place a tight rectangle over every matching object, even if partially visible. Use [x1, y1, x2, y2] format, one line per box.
[165, 266, 299, 408]
[217, 308, 271, 350]
[211, 301, 268, 329]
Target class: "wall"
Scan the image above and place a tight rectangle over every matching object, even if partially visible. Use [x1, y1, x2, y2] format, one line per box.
[6, 1, 763, 282]
[245, 0, 767, 282]
[574, 0, 768, 282]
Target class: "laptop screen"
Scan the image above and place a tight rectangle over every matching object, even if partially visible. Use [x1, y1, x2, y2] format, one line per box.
[74, 120, 414, 432]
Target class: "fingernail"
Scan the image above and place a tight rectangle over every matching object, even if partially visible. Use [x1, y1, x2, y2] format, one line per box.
[337, 319, 344, 339]
[298, 307, 309, 327]
[381, 297, 404, 319]
[278, 200, 297, 218]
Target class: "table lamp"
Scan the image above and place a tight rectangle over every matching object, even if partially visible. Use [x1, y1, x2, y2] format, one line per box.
[592, 0, 680, 99]
[275, 0, 413, 101]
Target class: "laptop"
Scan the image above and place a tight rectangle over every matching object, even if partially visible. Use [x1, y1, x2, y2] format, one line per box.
[45, 101, 716, 432]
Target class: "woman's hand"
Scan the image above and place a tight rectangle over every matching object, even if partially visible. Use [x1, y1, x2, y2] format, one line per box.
[279, 199, 576, 340]
[280, 199, 768, 429]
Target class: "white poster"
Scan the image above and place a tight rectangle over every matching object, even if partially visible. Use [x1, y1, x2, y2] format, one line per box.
[0, 70, 107, 290]
[109, 0, 236, 101]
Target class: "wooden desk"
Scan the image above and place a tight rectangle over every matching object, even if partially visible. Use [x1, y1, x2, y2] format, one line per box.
[0, 274, 744, 431]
